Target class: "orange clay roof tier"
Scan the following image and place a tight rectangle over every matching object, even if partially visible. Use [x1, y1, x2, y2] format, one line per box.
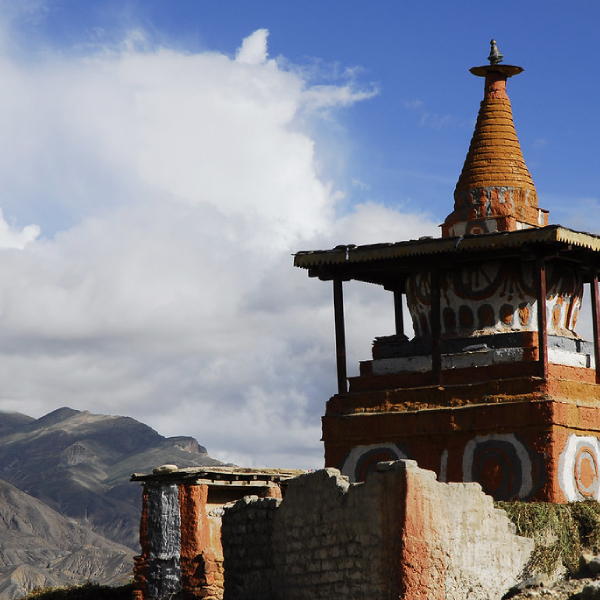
[442, 40, 548, 237]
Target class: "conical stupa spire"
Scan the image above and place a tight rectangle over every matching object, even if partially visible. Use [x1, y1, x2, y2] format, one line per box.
[442, 40, 548, 237]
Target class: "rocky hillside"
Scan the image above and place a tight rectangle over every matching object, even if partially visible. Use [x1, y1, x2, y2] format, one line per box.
[0, 478, 133, 600]
[0, 407, 224, 598]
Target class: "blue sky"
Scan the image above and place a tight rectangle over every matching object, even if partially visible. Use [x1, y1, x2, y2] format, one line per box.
[8, 1, 600, 230]
[0, 1, 597, 468]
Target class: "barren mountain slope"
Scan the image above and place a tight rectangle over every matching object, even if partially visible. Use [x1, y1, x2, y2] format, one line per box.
[0, 407, 224, 549]
[0, 478, 134, 600]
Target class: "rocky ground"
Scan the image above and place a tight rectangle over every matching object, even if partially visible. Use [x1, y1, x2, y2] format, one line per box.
[508, 555, 600, 599]
[510, 577, 598, 599]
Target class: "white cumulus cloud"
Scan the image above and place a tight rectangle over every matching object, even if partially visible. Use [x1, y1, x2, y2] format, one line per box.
[236, 28, 270, 65]
[0, 27, 436, 469]
[0, 209, 39, 248]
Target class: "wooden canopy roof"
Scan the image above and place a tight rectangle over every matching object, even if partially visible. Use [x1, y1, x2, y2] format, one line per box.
[294, 225, 600, 288]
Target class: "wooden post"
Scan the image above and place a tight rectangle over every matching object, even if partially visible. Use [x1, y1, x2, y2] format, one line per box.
[393, 290, 404, 337]
[333, 278, 348, 394]
[591, 270, 600, 383]
[431, 270, 442, 384]
[536, 258, 548, 379]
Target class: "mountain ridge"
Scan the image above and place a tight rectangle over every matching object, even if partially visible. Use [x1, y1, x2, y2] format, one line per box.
[0, 477, 134, 600]
[0, 407, 224, 599]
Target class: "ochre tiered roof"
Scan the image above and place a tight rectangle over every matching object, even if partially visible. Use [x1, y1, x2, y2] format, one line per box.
[442, 41, 548, 237]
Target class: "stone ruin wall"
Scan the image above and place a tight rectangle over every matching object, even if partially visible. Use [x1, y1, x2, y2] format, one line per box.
[220, 496, 280, 600]
[221, 461, 534, 600]
[134, 461, 535, 600]
[134, 483, 225, 600]
[134, 478, 284, 600]
[222, 470, 387, 600]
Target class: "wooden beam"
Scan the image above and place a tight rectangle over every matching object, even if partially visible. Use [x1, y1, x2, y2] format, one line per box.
[333, 278, 348, 394]
[430, 269, 442, 384]
[393, 290, 404, 337]
[536, 258, 548, 380]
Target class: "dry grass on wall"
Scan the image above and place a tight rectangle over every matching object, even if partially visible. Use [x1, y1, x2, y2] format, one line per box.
[497, 501, 600, 576]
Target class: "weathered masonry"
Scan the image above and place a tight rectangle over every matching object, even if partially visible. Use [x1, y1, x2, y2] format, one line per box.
[222, 461, 532, 600]
[294, 41, 600, 503]
[133, 461, 533, 600]
[131, 466, 302, 600]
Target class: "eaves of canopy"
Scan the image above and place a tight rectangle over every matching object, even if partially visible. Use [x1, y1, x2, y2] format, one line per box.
[294, 225, 600, 289]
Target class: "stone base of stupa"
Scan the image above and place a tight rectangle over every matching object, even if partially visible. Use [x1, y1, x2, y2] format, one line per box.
[324, 335, 600, 502]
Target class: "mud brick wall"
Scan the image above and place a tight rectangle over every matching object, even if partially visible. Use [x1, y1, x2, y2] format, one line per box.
[273, 468, 387, 599]
[179, 484, 224, 600]
[134, 476, 287, 600]
[397, 463, 533, 599]
[222, 470, 387, 600]
[221, 496, 280, 600]
[222, 461, 534, 600]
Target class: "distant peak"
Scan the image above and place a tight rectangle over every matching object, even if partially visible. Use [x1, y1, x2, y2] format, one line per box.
[165, 436, 207, 454]
[35, 407, 81, 426]
[0, 411, 35, 435]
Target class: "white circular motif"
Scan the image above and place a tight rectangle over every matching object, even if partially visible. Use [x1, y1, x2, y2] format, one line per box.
[558, 435, 600, 502]
[340, 443, 409, 483]
[462, 433, 534, 500]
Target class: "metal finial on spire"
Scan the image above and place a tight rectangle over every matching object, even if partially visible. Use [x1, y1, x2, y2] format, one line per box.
[470, 40, 521, 79]
[488, 39, 503, 65]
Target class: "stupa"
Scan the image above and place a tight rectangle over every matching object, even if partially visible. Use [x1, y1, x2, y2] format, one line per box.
[294, 41, 600, 502]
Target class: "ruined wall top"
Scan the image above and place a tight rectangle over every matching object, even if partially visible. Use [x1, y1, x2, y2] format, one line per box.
[131, 464, 304, 487]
